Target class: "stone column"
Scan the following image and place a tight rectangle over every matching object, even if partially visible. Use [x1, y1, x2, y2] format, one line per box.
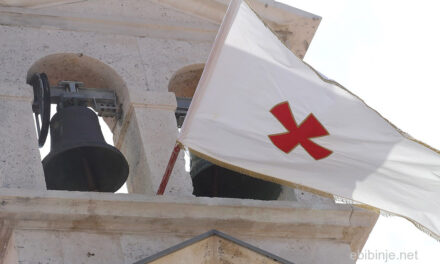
[115, 91, 193, 196]
[0, 96, 46, 190]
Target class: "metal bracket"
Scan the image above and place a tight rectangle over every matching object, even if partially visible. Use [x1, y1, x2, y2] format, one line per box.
[51, 81, 120, 118]
[175, 97, 191, 128]
[29, 73, 123, 147]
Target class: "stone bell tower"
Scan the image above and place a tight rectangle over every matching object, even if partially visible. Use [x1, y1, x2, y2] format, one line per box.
[0, 0, 377, 263]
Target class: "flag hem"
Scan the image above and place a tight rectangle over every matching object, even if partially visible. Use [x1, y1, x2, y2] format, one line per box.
[303, 61, 440, 156]
[179, 141, 440, 242]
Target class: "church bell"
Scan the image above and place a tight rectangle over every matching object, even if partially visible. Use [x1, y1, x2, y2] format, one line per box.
[30, 74, 128, 192]
[43, 106, 128, 192]
[190, 153, 282, 200]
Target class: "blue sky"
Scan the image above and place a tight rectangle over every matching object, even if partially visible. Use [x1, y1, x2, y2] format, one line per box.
[278, 0, 439, 262]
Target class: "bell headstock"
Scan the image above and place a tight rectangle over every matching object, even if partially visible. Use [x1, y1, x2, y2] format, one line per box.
[28, 73, 120, 148]
[28, 73, 51, 147]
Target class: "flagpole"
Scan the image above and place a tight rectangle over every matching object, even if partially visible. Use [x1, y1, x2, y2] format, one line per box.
[156, 143, 181, 195]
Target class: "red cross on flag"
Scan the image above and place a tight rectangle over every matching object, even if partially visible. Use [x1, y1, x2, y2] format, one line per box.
[178, 0, 440, 240]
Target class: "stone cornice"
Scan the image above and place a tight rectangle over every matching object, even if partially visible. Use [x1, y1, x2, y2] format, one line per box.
[0, 5, 219, 42]
[150, 0, 321, 57]
[0, 188, 377, 254]
[0, 0, 82, 8]
[0, 0, 321, 58]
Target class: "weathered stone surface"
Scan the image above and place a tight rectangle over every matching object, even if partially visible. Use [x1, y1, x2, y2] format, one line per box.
[121, 233, 186, 264]
[137, 37, 212, 94]
[2, 232, 17, 264]
[10, 230, 125, 264]
[244, 237, 354, 264]
[119, 108, 154, 195]
[13, 230, 63, 263]
[0, 0, 219, 42]
[127, 105, 192, 195]
[0, 98, 46, 190]
[60, 231, 124, 264]
[294, 188, 337, 205]
[166, 150, 193, 196]
[0, 25, 144, 98]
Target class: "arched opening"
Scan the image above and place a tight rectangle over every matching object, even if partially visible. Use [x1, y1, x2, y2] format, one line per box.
[169, 64, 282, 200]
[27, 53, 129, 193]
[168, 63, 204, 128]
[168, 63, 204, 98]
[27, 53, 128, 130]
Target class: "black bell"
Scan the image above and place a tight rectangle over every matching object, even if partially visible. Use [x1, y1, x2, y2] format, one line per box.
[190, 153, 282, 200]
[42, 106, 129, 192]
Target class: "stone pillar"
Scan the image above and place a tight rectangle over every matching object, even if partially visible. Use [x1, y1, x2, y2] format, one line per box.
[0, 96, 46, 190]
[115, 91, 193, 196]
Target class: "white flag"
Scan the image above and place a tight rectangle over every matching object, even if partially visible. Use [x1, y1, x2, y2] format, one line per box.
[179, 0, 440, 240]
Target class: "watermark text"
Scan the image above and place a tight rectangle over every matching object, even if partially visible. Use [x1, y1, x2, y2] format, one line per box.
[351, 250, 418, 262]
